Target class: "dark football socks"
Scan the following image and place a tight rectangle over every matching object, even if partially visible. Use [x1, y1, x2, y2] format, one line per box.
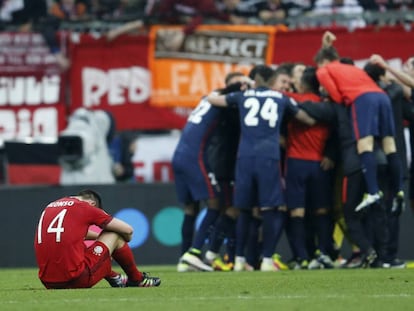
[181, 214, 196, 255]
[235, 210, 252, 257]
[192, 208, 219, 250]
[360, 151, 380, 194]
[288, 216, 308, 260]
[386, 152, 403, 195]
[315, 213, 334, 255]
[209, 214, 236, 253]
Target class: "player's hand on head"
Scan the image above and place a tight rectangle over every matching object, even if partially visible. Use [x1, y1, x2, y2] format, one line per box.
[322, 31, 336, 48]
[369, 54, 387, 68]
[240, 76, 255, 90]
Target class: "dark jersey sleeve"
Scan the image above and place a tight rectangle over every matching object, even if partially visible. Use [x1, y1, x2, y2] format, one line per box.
[225, 92, 242, 109]
[299, 101, 336, 123]
[207, 108, 240, 180]
[285, 96, 300, 116]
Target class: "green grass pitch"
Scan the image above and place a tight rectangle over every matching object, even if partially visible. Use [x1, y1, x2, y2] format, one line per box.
[1, 266, 413, 311]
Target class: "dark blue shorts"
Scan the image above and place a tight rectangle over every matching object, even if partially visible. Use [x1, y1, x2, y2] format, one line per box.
[285, 158, 333, 210]
[172, 152, 218, 204]
[351, 92, 395, 139]
[234, 157, 284, 209]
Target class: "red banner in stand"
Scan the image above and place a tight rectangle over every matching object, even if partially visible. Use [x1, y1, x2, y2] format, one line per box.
[68, 34, 187, 131]
[272, 26, 414, 65]
[0, 32, 66, 141]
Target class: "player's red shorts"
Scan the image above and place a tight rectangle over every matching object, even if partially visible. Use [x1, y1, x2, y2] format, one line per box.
[42, 241, 112, 289]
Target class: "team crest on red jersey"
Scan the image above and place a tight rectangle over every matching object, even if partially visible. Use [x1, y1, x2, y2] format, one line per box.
[93, 245, 104, 256]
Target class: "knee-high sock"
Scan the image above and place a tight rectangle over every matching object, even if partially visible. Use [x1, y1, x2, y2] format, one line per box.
[181, 214, 196, 255]
[261, 209, 286, 258]
[387, 152, 403, 195]
[112, 243, 143, 282]
[246, 216, 261, 266]
[236, 210, 252, 257]
[360, 151, 379, 194]
[287, 216, 308, 260]
[315, 213, 334, 255]
[192, 208, 220, 250]
[209, 214, 236, 253]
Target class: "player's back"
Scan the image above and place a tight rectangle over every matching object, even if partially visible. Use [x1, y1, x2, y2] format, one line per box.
[226, 87, 296, 160]
[174, 97, 221, 157]
[321, 61, 383, 103]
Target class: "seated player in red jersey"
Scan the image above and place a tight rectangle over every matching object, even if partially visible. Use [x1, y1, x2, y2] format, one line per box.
[34, 189, 161, 289]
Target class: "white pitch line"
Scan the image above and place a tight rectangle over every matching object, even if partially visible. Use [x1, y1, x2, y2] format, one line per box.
[3, 293, 413, 304]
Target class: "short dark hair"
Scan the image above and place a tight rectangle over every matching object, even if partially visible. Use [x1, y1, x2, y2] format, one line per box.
[77, 189, 103, 209]
[273, 66, 290, 78]
[340, 57, 354, 65]
[363, 62, 385, 83]
[276, 62, 295, 76]
[250, 64, 275, 86]
[314, 46, 340, 65]
[301, 66, 320, 95]
[248, 65, 268, 80]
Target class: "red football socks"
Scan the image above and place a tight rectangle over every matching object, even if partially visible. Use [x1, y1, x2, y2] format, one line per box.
[112, 243, 143, 282]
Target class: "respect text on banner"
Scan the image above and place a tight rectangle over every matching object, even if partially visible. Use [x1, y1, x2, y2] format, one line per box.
[149, 25, 286, 108]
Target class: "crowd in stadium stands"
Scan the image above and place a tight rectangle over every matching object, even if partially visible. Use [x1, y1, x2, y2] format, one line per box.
[1, 1, 413, 59]
[2, 0, 412, 60]
[1, 1, 414, 30]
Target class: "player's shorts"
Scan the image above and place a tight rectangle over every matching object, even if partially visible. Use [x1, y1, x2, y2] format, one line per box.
[234, 157, 284, 209]
[41, 241, 112, 289]
[172, 152, 218, 204]
[285, 158, 333, 209]
[351, 92, 395, 140]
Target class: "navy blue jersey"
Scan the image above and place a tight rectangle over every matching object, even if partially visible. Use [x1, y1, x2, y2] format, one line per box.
[225, 87, 299, 160]
[174, 97, 221, 157]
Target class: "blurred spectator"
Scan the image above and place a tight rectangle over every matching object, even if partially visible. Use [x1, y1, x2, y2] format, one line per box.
[1, 0, 25, 26]
[48, 0, 89, 21]
[284, 0, 314, 16]
[153, 0, 230, 32]
[215, 0, 260, 24]
[310, 0, 366, 29]
[109, 132, 137, 182]
[0, 0, 70, 71]
[89, 0, 146, 19]
[1, 0, 47, 29]
[252, 0, 295, 24]
[359, 0, 414, 11]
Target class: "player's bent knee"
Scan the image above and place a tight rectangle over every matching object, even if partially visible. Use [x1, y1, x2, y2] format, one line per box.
[357, 136, 374, 153]
[290, 208, 305, 217]
[97, 231, 124, 253]
[382, 136, 397, 154]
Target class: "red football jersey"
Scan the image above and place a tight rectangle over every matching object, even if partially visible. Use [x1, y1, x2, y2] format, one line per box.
[34, 197, 113, 283]
[316, 61, 383, 106]
[285, 92, 330, 161]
